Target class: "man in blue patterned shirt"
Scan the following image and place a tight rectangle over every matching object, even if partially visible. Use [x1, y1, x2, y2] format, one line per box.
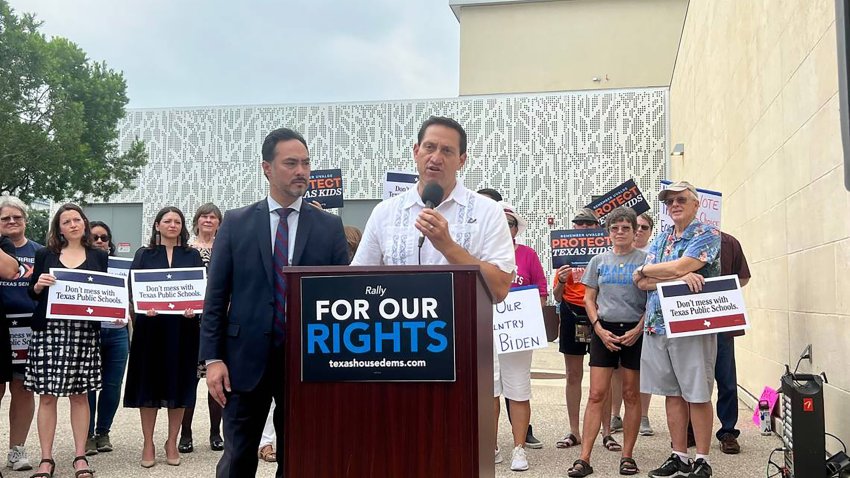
[632, 181, 721, 478]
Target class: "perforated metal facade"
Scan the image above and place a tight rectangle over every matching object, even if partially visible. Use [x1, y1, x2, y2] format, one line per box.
[111, 87, 668, 262]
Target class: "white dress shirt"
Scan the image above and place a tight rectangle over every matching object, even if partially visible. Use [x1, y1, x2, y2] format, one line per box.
[352, 183, 516, 275]
[268, 195, 302, 263]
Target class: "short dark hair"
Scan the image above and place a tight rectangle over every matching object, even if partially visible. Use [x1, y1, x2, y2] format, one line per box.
[417, 116, 467, 155]
[606, 207, 638, 231]
[89, 221, 116, 256]
[192, 203, 223, 235]
[261, 128, 308, 163]
[47, 203, 93, 253]
[148, 206, 191, 248]
[476, 188, 503, 202]
[638, 212, 654, 230]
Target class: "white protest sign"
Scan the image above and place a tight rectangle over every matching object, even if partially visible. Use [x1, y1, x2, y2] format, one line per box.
[7, 313, 32, 364]
[103, 257, 133, 327]
[130, 267, 207, 315]
[659, 180, 722, 231]
[657, 275, 749, 338]
[107, 256, 132, 278]
[383, 170, 419, 200]
[492, 286, 548, 354]
[46, 268, 129, 322]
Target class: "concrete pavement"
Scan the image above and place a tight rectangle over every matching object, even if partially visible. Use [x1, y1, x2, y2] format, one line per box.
[0, 342, 782, 477]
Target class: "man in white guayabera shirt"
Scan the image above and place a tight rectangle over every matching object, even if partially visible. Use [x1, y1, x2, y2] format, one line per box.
[352, 115, 515, 304]
[351, 116, 519, 468]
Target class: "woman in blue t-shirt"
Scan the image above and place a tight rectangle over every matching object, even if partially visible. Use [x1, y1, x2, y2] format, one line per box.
[85, 221, 130, 456]
[567, 207, 648, 477]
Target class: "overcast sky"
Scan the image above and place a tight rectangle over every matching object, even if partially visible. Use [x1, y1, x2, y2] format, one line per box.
[9, 0, 461, 108]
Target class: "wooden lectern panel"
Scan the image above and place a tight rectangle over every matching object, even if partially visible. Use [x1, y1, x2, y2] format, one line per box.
[281, 266, 494, 478]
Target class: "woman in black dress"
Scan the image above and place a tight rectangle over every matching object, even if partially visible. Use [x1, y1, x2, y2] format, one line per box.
[179, 202, 224, 454]
[27, 203, 107, 478]
[123, 207, 202, 468]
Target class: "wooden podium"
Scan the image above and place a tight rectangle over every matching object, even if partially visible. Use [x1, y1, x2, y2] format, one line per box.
[280, 265, 495, 477]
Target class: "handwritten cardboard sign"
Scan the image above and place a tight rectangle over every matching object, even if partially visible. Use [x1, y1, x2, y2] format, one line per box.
[493, 286, 548, 354]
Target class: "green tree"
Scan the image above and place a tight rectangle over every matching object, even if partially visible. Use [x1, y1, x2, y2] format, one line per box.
[24, 208, 48, 244]
[0, 0, 147, 203]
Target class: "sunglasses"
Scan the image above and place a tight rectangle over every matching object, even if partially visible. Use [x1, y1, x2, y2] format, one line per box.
[573, 220, 597, 226]
[91, 234, 110, 242]
[637, 225, 652, 231]
[0, 215, 24, 223]
[663, 197, 691, 207]
[507, 220, 518, 228]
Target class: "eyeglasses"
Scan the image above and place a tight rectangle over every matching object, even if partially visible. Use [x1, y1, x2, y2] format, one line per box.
[609, 225, 633, 233]
[91, 234, 110, 242]
[663, 197, 691, 207]
[637, 225, 652, 231]
[573, 221, 597, 227]
[0, 215, 24, 223]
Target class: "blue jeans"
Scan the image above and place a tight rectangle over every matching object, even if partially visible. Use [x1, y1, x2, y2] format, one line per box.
[714, 334, 739, 439]
[88, 327, 130, 436]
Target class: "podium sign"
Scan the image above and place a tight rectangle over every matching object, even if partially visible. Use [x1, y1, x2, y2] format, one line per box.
[300, 272, 456, 382]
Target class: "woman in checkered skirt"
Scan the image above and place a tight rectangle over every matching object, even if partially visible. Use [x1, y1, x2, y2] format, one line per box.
[26, 204, 109, 478]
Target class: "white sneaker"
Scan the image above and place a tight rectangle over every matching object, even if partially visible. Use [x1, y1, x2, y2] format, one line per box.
[495, 447, 504, 464]
[510, 445, 528, 471]
[639, 416, 655, 436]
[8, 445, 32, 471]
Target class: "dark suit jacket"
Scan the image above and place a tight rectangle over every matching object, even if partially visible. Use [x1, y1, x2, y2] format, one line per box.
[199, 199, 349, 391]
[28, 247, 109, 331]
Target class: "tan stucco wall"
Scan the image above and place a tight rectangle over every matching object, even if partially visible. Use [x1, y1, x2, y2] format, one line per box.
[669, 0, 850, 443]
[457, 0, 688, 95]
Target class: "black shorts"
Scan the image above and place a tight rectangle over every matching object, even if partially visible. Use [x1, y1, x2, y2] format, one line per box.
[558, 302, 590, 356]
[589, 320, 643, 370]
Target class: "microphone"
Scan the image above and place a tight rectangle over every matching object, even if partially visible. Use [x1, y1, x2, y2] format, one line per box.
[418, 182, 444, 248]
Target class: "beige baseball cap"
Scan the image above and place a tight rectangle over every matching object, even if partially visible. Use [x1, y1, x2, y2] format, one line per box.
[658, 181, 698, 202]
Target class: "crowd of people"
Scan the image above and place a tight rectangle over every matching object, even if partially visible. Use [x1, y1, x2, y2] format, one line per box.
[0, 115, 752, 478]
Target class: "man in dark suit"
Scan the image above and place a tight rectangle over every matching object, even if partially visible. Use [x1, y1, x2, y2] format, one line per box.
[200, 128, 349, 478]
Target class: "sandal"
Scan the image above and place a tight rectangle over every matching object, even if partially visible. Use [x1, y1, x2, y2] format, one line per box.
[556, 433, 581, 448]
[72, 456, 94, 478]
[619, 457, 639, 476]
[567, 459, 594, 477]
[29, 458, 56, 478]
[258, 444, 276, 462]
[602, 435, 622, 452]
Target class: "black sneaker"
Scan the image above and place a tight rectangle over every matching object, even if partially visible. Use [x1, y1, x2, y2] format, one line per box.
[96, 433, 113, 453]
[688, 458, 712, 477]
[84, 436, 98, 456]
[648, 453, 692, 477]
[524, 432, 543, 449]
